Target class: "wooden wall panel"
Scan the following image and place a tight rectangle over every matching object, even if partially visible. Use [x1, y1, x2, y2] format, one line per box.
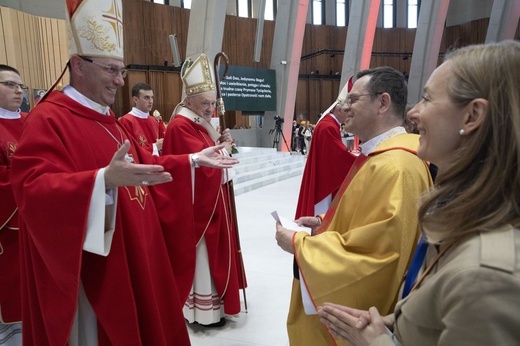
[2, 8, 19, 68]
[0, 9, 6, 64]
[0, 6, 68, 108]
[295, 79, 309, 118]
[115, 69, 182, 122]
[3, 2, 510, 123]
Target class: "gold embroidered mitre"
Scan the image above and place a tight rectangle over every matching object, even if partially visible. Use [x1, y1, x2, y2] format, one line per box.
[181, 53, 216, 97]
[66, 0, 124, 60]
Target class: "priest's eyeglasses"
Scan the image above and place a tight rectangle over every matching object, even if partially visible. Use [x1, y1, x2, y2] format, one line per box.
[80, 56, 128, 78]
[0, 81, 29, 91]
[345, 92, 382, 108]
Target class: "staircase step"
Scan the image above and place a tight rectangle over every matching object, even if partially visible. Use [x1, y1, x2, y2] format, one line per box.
[231, 147, 305, 196]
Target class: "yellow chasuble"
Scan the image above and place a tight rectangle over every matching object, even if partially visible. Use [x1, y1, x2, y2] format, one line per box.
[288, 134, 433, 345]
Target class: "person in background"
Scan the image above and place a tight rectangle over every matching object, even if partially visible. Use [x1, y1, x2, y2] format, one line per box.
[10, 1, 236, 344]
[276, 66, 433, 345]
[119, 82, 164, 155]
[291, 119, 298, 151]
[159, 53, 246, 328]
[318, 40, 520, 346]
[295, 82, 356, 219]
[298, 120, 307, 154]
[0, 64, 28, 346]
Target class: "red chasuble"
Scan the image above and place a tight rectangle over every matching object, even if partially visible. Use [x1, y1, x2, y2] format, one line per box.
[295, 114, 355, 218]
[159, 114, 244, 314]
[0, 113, 26, 323]
[10, 91, 191, 345]
[118, 113, 164, 154]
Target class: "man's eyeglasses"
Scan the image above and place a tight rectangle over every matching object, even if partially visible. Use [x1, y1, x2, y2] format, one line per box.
[80, 56, 128, 78]
[345, 93, 382, 108]
[0, 81, 29, 91]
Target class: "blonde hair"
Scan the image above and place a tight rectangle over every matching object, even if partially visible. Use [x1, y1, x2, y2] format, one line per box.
[420, 40, 520, 243]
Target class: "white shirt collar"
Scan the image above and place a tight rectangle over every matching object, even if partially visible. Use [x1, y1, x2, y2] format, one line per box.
[62, 85, 110, 115]
[359, 126, 407, 155]
[328, 113, 341, 126]
[129, 107, 150, 119]
[0, 107, 21, 119]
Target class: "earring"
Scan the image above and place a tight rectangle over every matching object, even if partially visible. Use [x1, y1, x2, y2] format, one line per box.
[459, 129, 465, 136]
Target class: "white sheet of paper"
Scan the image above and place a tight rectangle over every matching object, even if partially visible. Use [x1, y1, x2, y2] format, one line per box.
[271, 211, 310, 233]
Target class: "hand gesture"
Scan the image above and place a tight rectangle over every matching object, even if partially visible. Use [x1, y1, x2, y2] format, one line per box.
[197, 144, 239, 169]
[104, 140, 172, 189]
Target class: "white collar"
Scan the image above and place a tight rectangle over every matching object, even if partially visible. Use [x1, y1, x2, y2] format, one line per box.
[328, 113, 341, 126]
[359, 126, 407, 155]
[129, 107, 150, 119]
[175, 105, 221, 142]
[62, 85, 110, 115]
[0, 107, 21, 119]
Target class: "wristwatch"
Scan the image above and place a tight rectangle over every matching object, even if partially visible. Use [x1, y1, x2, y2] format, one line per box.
[191, 153, 200, 168]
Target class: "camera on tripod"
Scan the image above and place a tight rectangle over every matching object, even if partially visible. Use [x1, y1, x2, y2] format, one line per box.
[269, 115, 290, 152]
[274, 115, 284, 127]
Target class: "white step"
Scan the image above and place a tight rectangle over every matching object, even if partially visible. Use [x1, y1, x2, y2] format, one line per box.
[231, 147, 305, 196]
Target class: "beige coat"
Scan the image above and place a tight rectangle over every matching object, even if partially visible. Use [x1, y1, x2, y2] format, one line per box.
[372, 224, 520, 346]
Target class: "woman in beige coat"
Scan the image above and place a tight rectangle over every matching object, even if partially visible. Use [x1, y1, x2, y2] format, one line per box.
[317, 40, 520, 345]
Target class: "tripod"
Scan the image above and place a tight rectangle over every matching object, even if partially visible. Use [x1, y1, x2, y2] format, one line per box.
[269, 123, 291, 152]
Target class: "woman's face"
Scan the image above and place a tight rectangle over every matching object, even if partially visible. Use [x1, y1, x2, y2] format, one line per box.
[407, 61, 465, 170]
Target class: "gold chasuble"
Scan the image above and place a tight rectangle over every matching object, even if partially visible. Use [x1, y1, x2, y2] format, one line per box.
[288, 134, 433, 345]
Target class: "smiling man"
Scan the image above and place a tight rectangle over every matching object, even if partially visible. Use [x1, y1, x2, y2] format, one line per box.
[276, 66, 434, 345]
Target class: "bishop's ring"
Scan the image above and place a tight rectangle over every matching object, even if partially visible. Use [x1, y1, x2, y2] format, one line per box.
[142, 181, 149, 186]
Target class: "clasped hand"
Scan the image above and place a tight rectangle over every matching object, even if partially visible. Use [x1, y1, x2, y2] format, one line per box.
[317, 303, 390, 345]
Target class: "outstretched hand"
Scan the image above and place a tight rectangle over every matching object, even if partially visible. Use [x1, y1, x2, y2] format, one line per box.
[317, 303, 388, 345]
[104, 140, 172, 189]
[198, 144, 239, 169]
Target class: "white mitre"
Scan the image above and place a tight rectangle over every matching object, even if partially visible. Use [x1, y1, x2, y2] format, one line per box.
[181, 53, 216, 97]
[66, 0, 124, 60]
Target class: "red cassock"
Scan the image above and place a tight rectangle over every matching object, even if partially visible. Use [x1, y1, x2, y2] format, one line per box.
[295, 114, 356, 219]
[158, 115, 245, 314]
[0, 113, 27, 323]
[10, 91, 191, 345]
[118, 113, 165, 154]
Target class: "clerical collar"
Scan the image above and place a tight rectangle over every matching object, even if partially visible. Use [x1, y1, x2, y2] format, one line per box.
[176, 105, 221, 142]
[359, 126, 407, 155]
[62, 85, 110, 115]
[0, 107, 21, 119]
[129, 107, 150, 119]
[328, 113, 341, 126]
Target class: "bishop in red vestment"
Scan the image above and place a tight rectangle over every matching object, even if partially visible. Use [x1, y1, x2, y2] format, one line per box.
[158, 53, 245, 327]
[11, 90, 193, 345]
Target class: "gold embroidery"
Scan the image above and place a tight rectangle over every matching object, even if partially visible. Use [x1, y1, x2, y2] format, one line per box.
[102, 0, 124, 49]
[124, 186, 147, 210]
[78, 17, 116, 52]
[138, 134, 148, 147]
[6, 142, 16, 160]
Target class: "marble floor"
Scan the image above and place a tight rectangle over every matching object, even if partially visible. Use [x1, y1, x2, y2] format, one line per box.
[187, 174, 304, 346]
